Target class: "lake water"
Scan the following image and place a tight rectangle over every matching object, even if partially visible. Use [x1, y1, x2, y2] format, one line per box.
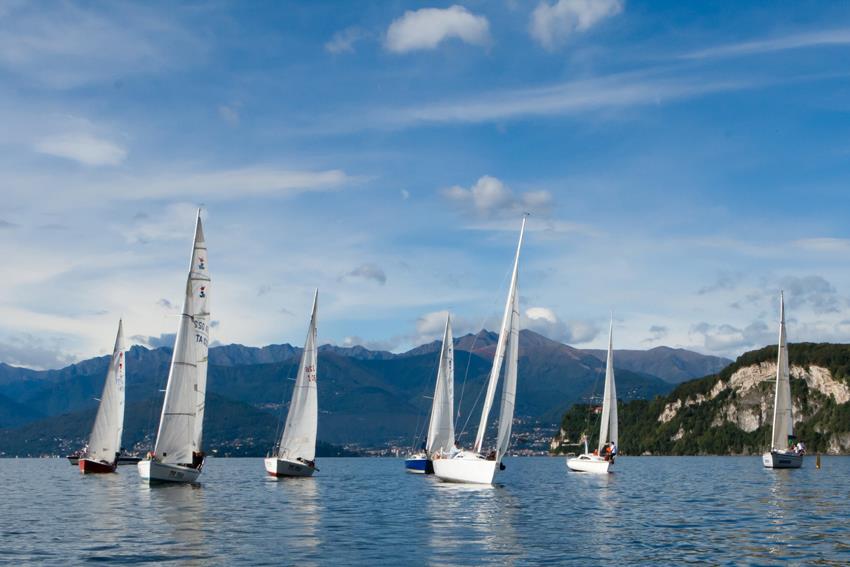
[1, 456, 848, 565]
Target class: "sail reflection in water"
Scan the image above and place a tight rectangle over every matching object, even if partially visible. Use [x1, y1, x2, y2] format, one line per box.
[138, 483, 210, 565]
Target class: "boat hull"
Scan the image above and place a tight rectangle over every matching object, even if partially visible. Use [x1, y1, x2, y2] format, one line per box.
[264, 457, 316, 477]
[433, 453, 497, 484]
[763, 450, 803, 469]
[79, 458, 117, 474]
[138, 460, 202, 483]
[67, 456, 80, 466]
[404, 455, 433, 474]
[566, 454, 612, 474]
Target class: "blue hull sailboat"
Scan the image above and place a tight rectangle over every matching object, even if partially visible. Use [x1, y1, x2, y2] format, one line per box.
[404, 315, 455, 474]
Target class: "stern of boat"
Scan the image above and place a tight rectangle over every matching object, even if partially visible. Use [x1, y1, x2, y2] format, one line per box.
[566, 454, 612, 474]
[265, 457, 316, 477]
[763, 451, 803, 469]
[432, 452, 497, 484]
[138, 459, 202, 483]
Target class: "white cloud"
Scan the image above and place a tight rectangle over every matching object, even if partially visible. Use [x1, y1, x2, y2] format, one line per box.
[524, 306, 600, 344]
[530, 0, 623, 51]
[416, 309, 451, 336]
[326, 26, 368, 54]
[385, 5, 490, 53]
[683, 28, 850, 60]
[689, 320, 773, 353]
[443, 175, 553, 218]
[34, 133, 127, 166]
[793, 237, 850, 253]
[122, 202, 201, 244]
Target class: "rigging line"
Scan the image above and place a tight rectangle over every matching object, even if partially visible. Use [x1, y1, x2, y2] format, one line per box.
[455, 258, 513, 447]
[408, 338, 444, 452]
[272, 356, 300, 456]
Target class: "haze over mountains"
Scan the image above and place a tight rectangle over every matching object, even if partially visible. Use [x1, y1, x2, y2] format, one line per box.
[0, 330, 729, 456]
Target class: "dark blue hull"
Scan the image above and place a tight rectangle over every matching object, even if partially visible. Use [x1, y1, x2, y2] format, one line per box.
[404, 458, 434, 474]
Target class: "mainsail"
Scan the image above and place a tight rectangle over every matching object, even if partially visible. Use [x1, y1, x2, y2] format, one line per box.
[474, 216, 526, 454]
[771, 292, 793, 451]
[278, 290, 319, 462]
[154, 212, 209, 465]
[496, 288, 519, 461]
[597, 317, 618, 453]
[86, 320, 126, 463]
[426, 314, 455, 455]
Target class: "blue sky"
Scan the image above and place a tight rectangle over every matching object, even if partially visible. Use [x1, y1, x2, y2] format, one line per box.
[2, 0, 850, 368]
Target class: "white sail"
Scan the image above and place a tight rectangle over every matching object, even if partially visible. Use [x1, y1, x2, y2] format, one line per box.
[771, 292, 793, 451]
[597, 316, 618, 453]
[85, 320, 126, 463]
[496, 288, 519, 461]
[279, 290, 319, 462]
[474, 216, 526, 454]
[426, 314, 455, 455]
[154, 212, 209, 465]
[189, 213, 210, 450]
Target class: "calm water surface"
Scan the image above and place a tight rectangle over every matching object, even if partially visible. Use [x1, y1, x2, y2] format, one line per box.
[1, 456, 848, 565]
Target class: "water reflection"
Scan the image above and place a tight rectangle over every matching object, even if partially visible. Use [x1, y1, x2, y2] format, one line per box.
[268, 477, 321, 565]
[426, 480, 521, 565]
[138, 483, 209, 565]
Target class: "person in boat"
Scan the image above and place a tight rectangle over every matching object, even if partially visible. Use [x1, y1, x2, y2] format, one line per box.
[486, 450, 497, 461]
[795, 441, 806, 455]
[192, 451, 205, 469]
[610, 441, 618, 457]
[297, 457, 316, 468]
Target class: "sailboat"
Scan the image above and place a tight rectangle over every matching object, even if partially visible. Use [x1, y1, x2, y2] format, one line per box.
[763, 292, 804, 469]
[567, 317, 618, 474]
[432, 217, 525, 485]
[265, 291, 319, 477]
[138, 210, 211, 483]
[79, 320, 126, 474]
[405, 314, 456, 474]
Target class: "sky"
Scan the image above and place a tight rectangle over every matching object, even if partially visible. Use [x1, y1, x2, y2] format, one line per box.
[2, 0, 850, 369]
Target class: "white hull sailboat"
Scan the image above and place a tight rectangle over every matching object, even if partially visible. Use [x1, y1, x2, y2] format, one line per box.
[139, 211, 211, 483]
[266, 291, 319, 478]
[405, 314, 456, 475]
[568, 317, 618, 474]
[433, 217, 526, 485]
[79, 320, 126, 474]
[763, 292, 803, 469]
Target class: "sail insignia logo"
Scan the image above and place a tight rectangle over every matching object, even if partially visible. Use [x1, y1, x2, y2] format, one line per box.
[198, 257, 206, 270]
[199, 286, 206, 298]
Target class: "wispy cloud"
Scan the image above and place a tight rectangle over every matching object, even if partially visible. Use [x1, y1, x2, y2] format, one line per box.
[524, 306, 600, 344]
[34, 133, 127, 166]
[683, 29, 850, 60]
[530, 0, 623, 51]
[381, 71, 754, 127]
[385, 5, 490, 53]
[341, 263, 387, 285]
[326, 26, 369, 54]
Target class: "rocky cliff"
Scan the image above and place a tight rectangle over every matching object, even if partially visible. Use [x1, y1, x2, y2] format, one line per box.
[551, 343, 850, 455]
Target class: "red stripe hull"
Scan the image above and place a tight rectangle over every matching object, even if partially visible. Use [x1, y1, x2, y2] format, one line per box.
[79, 458, 117, 474]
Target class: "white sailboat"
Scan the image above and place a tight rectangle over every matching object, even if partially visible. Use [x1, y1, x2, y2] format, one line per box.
[432, 217, 525, 485]
[138, 211, 210, 483]
[265, 291, 319, 477]
[79, 320, 126, 474]
[405, 314, 456, 474]
[567, 317, 618, 474]
[763, 292, 804, 469]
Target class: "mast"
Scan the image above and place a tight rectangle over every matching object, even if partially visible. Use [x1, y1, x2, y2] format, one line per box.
[597, 315, 618, 453]
[771, 291, 792, 451]
[474, 216, 526, 454]
[190, 211, 210, 451]
[278, 290, 319, 461]
[86, 319, 125, 463]
[426, 314, 455, 455]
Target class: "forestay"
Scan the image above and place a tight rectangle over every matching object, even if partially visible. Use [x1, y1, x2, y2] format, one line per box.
[597, 317, 618, 453]
[771, 292, 793, 451]
[426, 315, 455, 455]
[86, 320, 126, 463]
[279, 290, 319, 462]
[474, 216, 526, 455]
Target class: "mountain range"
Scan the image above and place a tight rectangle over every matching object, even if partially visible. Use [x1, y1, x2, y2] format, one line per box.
[0, 330, 729, 456]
